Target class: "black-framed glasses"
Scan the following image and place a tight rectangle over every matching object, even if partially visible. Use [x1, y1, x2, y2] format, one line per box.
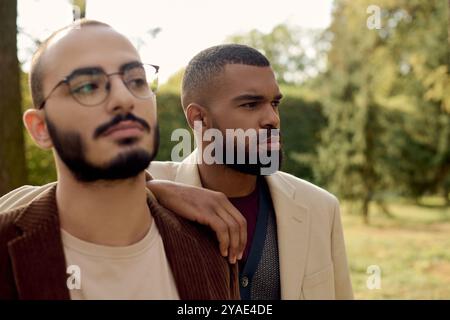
[38, 62, 159, 109]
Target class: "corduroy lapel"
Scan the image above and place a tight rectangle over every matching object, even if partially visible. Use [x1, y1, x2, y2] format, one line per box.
[8, 185, 70, 300]
[148, 195, 234, 300]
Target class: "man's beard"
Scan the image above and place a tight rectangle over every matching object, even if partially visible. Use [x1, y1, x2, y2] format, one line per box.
[46, 114, 159, 183]
[222, 130, 284, 176]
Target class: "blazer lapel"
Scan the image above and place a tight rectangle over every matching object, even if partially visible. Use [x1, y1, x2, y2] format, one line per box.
[265, 174, 310, 300]
[8, 186, 70, 300]
[148, 195, 231, 299]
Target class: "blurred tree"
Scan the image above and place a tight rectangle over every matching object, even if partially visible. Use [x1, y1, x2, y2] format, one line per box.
[0, 0, 28, 196]
[387, 0, 450, 204]
[227, 24, 312, 84]
[159, 68, 184, 93]
[314, 0, 449, 222]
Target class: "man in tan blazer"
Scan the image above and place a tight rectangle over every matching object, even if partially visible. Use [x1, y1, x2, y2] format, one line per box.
[149, 44, 354, 300]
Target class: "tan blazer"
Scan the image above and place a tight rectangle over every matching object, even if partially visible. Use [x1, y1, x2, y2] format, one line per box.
[0, 151, 353, 300]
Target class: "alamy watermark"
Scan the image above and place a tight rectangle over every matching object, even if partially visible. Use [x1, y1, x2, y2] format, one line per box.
[170, 121, 280, 175]
[366, 265, 382, 290]
[67, 265, 81, 290]
[367, 5, 382, 30]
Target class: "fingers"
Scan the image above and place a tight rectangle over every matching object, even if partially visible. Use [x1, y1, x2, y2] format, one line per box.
[215, 207, 241, 264]
[220, 198, 247, 260]
[207, 214, 230, 258]
[205, 195, 246, 264]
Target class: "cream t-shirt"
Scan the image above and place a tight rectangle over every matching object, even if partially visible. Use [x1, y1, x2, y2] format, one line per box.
[61, 221, 180, 300]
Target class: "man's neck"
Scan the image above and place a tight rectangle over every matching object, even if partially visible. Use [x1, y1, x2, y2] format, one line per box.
[56, 171, 152, 247]
[197, 162, 258, 197]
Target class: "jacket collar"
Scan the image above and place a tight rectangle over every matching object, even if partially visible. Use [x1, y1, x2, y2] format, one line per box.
[9, 185, 70, 300]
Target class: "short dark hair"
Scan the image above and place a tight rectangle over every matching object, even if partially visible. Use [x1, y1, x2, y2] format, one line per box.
[29, 19, 111, 108]
[181, 44, 270, 110]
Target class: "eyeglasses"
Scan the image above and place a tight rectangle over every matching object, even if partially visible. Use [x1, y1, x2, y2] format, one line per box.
[38, 62, 159, 109]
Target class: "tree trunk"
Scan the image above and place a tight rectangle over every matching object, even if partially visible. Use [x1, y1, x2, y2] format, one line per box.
[443, 183, 450, 206]
[376, 200, 394, 218]
[0, 0, 27, 196]
[362, 196, 370, 225]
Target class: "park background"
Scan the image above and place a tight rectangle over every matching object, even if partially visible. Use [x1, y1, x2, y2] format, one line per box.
[0, 0, 449, 299]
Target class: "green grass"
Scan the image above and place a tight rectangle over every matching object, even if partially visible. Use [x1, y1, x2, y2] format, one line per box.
[342, 197, 450, 299]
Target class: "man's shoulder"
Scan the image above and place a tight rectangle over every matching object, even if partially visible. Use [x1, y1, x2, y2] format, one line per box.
[0, 183, 56, 213]
[148, 153, 198, 180]
[148, 196, 216, 243]
[0, 205, 27, 247]
[272, 171, 338, 205]
[148, 161, 180, 180]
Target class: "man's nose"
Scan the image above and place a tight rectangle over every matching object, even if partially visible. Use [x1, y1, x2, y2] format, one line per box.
[104, 76, 135, 114]
[261, 102, 280, 129]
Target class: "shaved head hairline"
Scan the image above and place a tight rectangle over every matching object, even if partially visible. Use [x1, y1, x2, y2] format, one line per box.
[29, 19, 112, 109]
[181, 44, 271, 112]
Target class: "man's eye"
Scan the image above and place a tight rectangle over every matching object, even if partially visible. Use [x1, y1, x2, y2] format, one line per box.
[127, 77, 148, 88]
[72, 82, 99, 95]
[271, 100, 281, 108]
[240, 102, 258, 109]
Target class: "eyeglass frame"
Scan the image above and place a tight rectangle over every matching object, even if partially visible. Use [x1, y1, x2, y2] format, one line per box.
[37, 62, 160, 110]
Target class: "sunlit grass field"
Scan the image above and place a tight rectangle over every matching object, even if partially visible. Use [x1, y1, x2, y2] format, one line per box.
[342, 197, 450, 299]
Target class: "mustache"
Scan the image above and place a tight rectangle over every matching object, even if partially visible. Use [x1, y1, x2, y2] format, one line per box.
[93, 113, 151, 139]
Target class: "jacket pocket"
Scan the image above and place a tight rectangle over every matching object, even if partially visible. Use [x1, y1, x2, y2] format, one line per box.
[301, 264, 335, 300]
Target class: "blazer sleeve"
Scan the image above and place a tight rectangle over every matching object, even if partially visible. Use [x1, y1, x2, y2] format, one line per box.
[331, 199, 354, 299]
[0, 183, 55, 213]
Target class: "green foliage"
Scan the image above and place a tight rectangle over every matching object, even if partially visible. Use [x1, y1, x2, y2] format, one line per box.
[313, 0, 450, 219]
[154, 91, 192, 162]
[278, 85, 326, 182]
[25, 134, 57, 185]
[227, 24, 309, 84]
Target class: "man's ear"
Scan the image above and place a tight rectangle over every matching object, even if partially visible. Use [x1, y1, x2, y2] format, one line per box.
[23, 109, 53, 149]
[185, 103, 210, 130]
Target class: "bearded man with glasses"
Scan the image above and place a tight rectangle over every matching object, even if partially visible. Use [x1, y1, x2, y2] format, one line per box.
[0, 19, 239, 300]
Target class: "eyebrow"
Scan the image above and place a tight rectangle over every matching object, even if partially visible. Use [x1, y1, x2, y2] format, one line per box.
[66, 66, 104, 80]
[232, 93, 284, 102]
[65, 61, 143, 80]
[119, 61, 143, 72]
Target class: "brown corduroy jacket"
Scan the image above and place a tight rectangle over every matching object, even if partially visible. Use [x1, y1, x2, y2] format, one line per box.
[0, 185, 240, 300]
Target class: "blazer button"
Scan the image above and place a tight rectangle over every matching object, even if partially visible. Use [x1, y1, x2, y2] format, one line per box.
[241, 276, 249, 288]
